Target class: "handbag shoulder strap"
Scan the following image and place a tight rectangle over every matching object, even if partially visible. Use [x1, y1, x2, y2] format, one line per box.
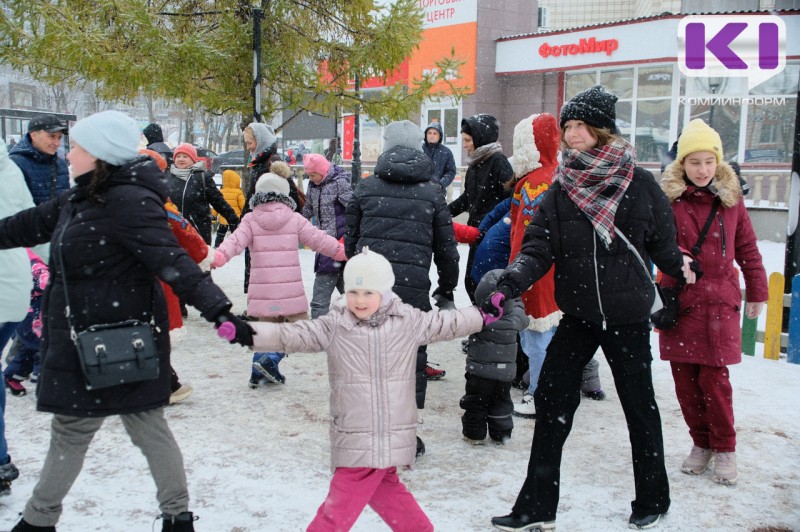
[613, 227, 656, 288]
[615, 196, 721, 289]
[691, 198, 721, 257]
[54, 206, 79, 340]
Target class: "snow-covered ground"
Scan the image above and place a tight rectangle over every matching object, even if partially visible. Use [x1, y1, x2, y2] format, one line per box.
[0, 242, 798, 531]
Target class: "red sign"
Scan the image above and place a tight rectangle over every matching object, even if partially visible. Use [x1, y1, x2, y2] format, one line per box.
[342, 115, 355, 160]
[538, 37, 618, 58]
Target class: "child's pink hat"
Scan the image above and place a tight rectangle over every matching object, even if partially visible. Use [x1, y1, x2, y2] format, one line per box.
[303, 153, 331, 176]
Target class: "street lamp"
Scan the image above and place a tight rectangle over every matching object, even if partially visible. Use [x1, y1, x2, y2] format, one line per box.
[252, 7, 263, 123]
[351, 73, 361, 187]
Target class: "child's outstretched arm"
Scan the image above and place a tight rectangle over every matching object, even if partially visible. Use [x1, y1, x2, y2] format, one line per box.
[297, 216, 347, 261]
[213, 215, 254, 268]
[222, 316, 336, 354]
[416, 305, 484, 346]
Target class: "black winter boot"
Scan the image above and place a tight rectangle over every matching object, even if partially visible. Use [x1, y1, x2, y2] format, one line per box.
[11, 518, 56, 531]
[161, 511, 196, 532]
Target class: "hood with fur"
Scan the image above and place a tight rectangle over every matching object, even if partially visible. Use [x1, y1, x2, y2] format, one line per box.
[660, 160, 742, 208]
[512, 113, 560, 178]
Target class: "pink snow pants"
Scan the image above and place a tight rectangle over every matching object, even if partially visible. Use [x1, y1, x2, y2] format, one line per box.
[670, 362, 736, 452]
[307, 466, 433, 532]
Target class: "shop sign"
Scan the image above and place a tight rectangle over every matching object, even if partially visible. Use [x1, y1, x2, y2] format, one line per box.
[538, 37, 618, 58]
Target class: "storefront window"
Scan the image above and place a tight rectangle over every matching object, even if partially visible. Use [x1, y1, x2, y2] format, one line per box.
[745, 97, 796, 163]
[600, 68, 633, 99]
[689, 102, 741, 162]
[443, 108, 460, 144]
[565, 72, 597, 100]
[637, 66, 673, 98]
[615, 101, 632, 142]
[634, 99, 671, 163]
[749, 64, 799, 96]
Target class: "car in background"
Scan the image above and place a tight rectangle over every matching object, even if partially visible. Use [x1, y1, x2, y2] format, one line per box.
[212, 149, 247, 174]
[193, 145, 217, 172]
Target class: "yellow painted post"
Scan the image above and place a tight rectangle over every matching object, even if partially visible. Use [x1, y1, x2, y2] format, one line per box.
[763, 272, 784, 360]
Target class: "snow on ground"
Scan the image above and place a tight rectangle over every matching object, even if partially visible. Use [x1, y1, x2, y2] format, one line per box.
[0, 243, 798, 531]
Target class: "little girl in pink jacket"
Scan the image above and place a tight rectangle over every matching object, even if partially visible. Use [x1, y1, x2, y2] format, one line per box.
[212, 163, 346, 388]
[237, 249, 485, 530]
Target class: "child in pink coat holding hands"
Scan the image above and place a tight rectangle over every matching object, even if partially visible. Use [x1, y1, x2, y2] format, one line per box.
[220, 249, 487, 530]
[212, 162, 346, 388]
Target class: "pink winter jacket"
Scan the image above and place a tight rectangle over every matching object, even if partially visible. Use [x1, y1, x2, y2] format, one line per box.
[250, 294, 483, 469]
[214, 201, 346, 317]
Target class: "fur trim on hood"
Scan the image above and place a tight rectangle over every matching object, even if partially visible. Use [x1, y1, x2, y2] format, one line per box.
[249, 190, 296, 211]
[660, 160, 742, 208]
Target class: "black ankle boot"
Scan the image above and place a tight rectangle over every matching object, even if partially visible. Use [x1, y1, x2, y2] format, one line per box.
[11, 519, 56, 531]
[161, 511, 196, 532]
[491, 512, 555, 531]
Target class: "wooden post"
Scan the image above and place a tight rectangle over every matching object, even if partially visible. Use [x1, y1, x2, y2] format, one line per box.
[763, 272, 784, 360]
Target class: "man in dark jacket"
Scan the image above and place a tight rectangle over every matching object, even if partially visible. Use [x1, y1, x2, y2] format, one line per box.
[143, 122, 174, 169]
[449, 113, 514, 302]
[422, 122, 457, 191]
[9, 114, 70, 206]
[345, 120, 460, 458]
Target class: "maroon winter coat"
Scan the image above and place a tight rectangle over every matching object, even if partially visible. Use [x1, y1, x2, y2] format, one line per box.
[658, 161, 768, 366]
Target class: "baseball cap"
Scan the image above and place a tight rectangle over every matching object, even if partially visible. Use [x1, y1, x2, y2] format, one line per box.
[28, 114, 68, 134]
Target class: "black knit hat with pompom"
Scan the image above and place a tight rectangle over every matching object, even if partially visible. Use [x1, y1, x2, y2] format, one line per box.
[559, 85, 619, 134]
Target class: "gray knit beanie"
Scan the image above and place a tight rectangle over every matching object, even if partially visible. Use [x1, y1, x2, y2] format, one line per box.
[383, 120, 423, 152]
[70, 111, 141, 166]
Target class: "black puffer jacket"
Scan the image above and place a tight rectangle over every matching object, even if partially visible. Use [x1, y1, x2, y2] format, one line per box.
[167, 168, 239, 244]
[0, 157, 232, 417]
[449, 115, 513, 227]
[498, 166, 685, 326]
[345, 146, 459, 311]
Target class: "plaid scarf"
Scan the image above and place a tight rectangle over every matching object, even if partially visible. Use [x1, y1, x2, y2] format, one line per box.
[556, 141, 635, 249]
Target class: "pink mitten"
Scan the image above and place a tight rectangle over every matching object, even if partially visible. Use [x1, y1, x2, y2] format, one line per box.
[216, 321, 236, 341]
[211, 249, 227, 269]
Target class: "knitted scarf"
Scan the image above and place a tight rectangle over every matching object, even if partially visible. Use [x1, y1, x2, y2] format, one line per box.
[556, 140, 635, 249]
[468, 142, 503, 166]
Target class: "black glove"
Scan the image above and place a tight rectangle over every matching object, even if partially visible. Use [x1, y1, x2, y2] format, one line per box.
[479, 286, 512, 323]
[214, 310, 255, 347]
[432, 287, 455, 310]
[689, 259, 703, 281]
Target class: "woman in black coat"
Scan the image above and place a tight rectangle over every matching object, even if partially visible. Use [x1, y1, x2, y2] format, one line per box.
[449, 114, 513, 302]
[167, 142, 239, 245]
[485, 87, 695, 531]
[0, 111, 252, 532]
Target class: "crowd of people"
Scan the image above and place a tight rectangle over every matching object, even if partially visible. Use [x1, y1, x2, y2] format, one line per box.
[0, 83, 767, 532]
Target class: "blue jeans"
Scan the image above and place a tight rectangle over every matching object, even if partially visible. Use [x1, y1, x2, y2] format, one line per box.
[0, 321, 22, 461]
[519, 326, 557, 395]
[3, 310, 41, 380]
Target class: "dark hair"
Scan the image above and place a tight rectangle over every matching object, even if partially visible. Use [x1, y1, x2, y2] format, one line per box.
[86, 160, 119, 206]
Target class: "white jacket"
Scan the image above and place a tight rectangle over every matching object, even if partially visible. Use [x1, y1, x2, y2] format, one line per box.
[0, 139, 34, 323]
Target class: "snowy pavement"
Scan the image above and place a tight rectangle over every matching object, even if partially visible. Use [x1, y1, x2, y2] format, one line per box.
[0, 243, 798, 531]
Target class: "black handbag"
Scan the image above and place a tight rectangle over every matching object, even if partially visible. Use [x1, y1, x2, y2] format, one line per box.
[55, 209, 160, 391]
[616, 198, 719, 330]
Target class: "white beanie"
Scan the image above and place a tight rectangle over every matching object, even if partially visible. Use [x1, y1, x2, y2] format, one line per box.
[383, 120, 423, 152]
[344, 248, 395, 294]
[70, 111, 141, 166]
[255, 172, 290, 196]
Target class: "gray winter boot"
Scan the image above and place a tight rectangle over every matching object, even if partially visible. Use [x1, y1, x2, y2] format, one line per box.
[161, 511, 196, 532]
